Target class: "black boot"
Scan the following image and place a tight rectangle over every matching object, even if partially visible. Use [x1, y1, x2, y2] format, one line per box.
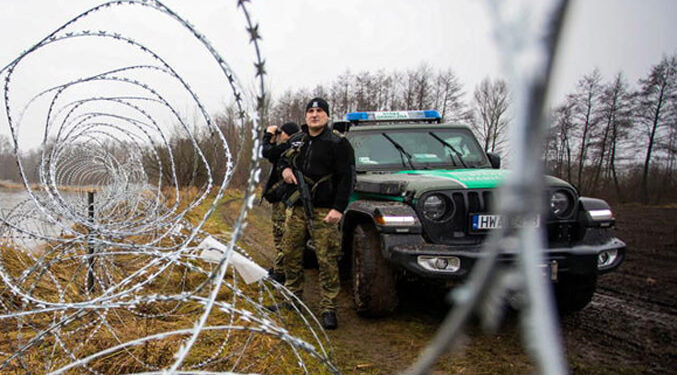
[321, 311, 337, 330]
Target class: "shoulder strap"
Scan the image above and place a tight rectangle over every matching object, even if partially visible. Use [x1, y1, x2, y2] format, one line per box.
[281, 133, 308, 167]
[310, 173, 333, 193]
[284, 173, 333, 207]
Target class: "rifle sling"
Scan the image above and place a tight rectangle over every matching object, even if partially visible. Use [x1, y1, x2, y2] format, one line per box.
[285, 173, 333, 207]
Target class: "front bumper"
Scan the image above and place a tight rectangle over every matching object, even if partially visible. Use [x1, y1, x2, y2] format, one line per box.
[384, 230, 626, 280]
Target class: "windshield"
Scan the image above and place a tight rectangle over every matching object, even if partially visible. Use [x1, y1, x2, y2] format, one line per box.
[347, 128, 490, 171]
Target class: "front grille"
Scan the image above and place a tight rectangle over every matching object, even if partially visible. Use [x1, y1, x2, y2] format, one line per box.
[418, 189, 495, 245]
[417, 189, 581, 246]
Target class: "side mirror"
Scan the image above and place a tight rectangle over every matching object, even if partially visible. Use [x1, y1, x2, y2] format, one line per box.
[487, 153, 501, 169]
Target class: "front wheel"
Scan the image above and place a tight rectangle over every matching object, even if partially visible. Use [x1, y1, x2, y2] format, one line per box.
[351, 224, 398, 317]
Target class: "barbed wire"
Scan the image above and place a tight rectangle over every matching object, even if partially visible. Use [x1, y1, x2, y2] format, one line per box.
[401, 1, 570, 374]
[0, 1, 338, 374]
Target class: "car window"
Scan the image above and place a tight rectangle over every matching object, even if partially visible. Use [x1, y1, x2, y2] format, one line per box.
[348, 128, 489, 171]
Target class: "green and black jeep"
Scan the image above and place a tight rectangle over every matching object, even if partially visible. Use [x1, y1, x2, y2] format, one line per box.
[335, 110, 625, 317]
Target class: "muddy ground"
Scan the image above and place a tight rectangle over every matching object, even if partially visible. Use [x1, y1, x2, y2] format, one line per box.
[277, 205, 676, 374]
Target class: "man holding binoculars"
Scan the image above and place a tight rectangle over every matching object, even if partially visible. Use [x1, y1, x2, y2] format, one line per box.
[261, 122, 300, 282]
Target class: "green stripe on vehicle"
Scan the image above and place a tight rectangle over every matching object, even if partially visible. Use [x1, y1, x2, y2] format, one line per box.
[349, 192, 405, 204]
[396, 169, 508, 189]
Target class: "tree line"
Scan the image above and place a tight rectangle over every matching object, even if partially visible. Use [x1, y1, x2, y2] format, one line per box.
[266, 63, 511, 155]
[544, 55, 676, 203]
[264, 57, 676, 204]
[1, 56, 674, 204]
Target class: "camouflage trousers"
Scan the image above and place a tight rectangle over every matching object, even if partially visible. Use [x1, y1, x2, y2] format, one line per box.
[271, 201, 287, 274]
[282, 206, 341, 313]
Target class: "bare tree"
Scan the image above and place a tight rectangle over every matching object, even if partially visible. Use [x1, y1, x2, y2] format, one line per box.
[329, 71, 352, 117]
[470, 77, 510, 153]
[374, 69, 391, 110]
[270, 89, 310, 125]
[590, 73, 633, 197]
[388, 70, 405, 110]
[413, 63, 434, 109]
[434, 68, 468, 123]
[0, 134, 18, 181]
[571, 69, 603, 191]
[401, 68, 418, 110]
[354, 70, 375, 111]
[656, 114, 677, 202]
[545, 102, 576, 182]
[636, 55, 677, 202]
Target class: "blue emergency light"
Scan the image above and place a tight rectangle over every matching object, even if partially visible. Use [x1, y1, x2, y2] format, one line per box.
[345, 110, 441, 124]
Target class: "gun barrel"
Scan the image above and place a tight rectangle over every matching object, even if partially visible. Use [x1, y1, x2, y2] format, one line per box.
[294, 170, 316, 250]
[295, 170, 314, 223]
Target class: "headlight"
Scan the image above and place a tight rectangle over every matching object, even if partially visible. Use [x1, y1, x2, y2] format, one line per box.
[422, 194, 448, 221]
[550, 190, 572, 218]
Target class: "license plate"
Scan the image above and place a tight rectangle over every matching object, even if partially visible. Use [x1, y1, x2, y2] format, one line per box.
[471, 214, 540, 230]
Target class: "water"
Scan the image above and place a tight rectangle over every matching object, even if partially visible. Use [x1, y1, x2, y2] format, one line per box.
[0, 188, 80, 249]
[0, 188, 30, 211]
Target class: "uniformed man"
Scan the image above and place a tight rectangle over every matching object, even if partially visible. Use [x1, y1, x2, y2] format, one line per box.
[279, 97, 355, 329]
[261, 122, 300, 282]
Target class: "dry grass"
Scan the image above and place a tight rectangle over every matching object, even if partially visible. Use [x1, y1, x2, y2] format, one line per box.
[0, 188, 335, 374]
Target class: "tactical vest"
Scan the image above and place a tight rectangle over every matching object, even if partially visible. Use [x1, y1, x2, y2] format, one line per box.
[281, 130, 343, 206]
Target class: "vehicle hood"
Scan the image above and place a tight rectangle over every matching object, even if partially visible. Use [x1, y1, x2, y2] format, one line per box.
[355, 169, 573, 199]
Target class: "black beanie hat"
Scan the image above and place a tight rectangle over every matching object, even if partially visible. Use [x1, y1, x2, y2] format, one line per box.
[280, 122, 299, 136]
[305, 97, 330, 117]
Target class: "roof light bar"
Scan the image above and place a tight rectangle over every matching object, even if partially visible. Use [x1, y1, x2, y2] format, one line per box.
[345, 110, 441, 123]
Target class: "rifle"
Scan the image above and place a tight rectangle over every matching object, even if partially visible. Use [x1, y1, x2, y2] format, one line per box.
[294, 169, 316, 250]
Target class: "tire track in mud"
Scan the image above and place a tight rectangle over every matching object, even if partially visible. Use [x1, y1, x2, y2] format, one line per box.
[599, 283, 676, 310]
[563, 205, 677, 374]
[593, 292, 676, 327]
[276, 205, 676, 374]
[562, 290, 676, 374]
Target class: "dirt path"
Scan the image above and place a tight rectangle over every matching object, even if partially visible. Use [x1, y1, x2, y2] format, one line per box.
[287, 205, 676, 374]
[560, 205, 677, 374]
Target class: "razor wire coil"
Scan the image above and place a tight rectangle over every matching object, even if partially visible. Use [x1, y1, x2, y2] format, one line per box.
[0, 1, 338, 374]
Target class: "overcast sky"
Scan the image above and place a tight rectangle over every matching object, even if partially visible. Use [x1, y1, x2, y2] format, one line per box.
[1, 0, 676, 150]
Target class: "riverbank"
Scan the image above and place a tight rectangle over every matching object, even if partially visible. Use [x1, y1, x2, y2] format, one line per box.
[0, 180, 101, 192]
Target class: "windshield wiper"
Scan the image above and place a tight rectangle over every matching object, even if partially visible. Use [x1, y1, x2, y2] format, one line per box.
[428, 132, 468, 168]
[382, 133, 416, 170]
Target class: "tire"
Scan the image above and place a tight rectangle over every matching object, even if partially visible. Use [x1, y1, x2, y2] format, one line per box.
[351, 223, 398, 317]
[554, 273, 597, 313]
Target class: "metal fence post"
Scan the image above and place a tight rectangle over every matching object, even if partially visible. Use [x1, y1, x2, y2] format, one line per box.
[87, 191, 95, 293]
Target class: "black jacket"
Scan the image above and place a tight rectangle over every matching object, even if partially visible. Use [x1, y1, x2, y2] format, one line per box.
[279, 125, 355, 212]
[261, 132, 293, 203]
